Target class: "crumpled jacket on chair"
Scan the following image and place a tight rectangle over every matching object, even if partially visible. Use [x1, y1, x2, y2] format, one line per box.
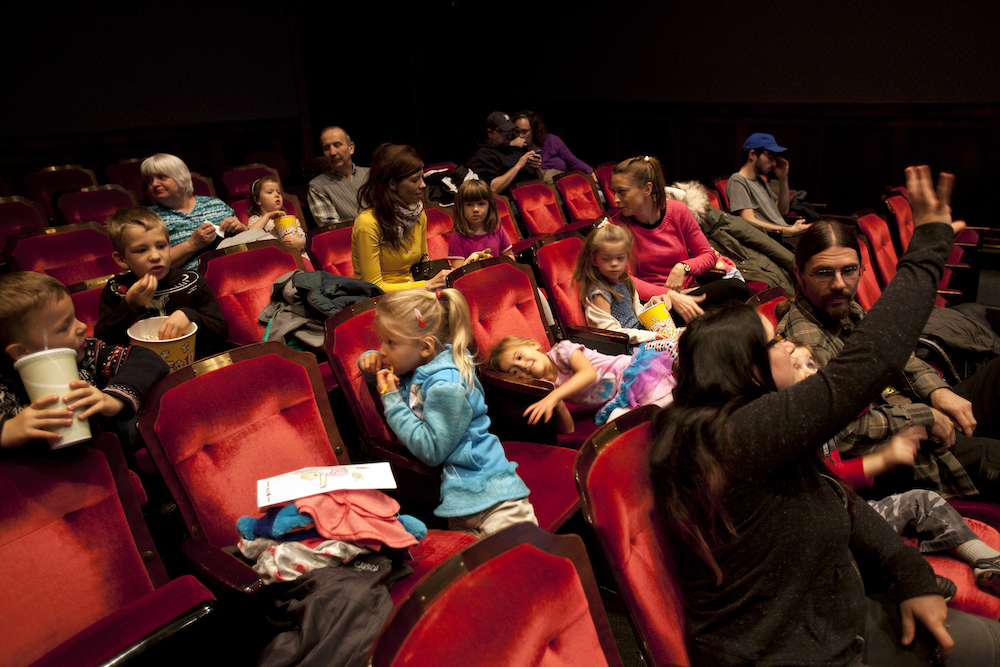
[259, 270, 383, 348]
[666, 181, 795, 293]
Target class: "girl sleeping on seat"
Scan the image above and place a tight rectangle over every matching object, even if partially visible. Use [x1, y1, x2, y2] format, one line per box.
[487, 335, 676, 433]
[358, 288, 536, 538]
[573, 222, 683, 355]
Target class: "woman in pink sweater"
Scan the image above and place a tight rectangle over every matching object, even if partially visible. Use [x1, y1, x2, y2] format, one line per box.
[607, 155, 753, 323]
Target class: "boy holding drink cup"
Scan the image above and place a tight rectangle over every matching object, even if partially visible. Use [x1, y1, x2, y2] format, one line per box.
[1, 272, 168, 449]
[96, 207, 228, 359]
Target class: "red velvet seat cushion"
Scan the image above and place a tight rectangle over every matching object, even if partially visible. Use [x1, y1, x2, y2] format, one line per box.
[70, 284, 107, 338]
[31, 575, 213, 667]
[12, 228, 119, 284]
[309, 225, 354, 277]
[0, 450, 156, 667]
[512, 184, 565, 236]
[580, 419, 689, 666]
[904, 517, 1000, 620]
[503, 441, 579, 532]
[57, 187, 136, 226]
[222, 166, 276, 200]
[392, 544, 609, 666]
[453, 262, 553, 357]
[202, 245, 300, 344]
[555, 174, 602, 221]
[153, 354, 340, 547]
[536, 236, 587, 329]
[424, 207, 454, 261]
[390, 528, 477, 605]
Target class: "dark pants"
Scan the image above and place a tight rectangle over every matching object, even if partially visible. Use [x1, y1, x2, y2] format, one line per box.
[671, 278, 756, 325]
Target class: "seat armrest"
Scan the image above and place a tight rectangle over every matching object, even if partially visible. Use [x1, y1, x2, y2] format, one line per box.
[480, 370, 560, 444]
[182, 538, 263, 598]
[565, 326, 629, 356]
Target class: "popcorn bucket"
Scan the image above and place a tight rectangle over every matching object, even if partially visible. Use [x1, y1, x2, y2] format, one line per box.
[274, 215, 298, 239]
[14, 347, 92, 448]
[637, 302, 678, 337]
[127, 317, 198, 372]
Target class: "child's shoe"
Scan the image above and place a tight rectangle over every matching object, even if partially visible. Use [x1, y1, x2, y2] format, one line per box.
[974, 556, 1000, 597]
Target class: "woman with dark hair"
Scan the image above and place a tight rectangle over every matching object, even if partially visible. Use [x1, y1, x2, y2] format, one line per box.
[351, 143, 450, 291]
[513, 109, 593, 176]
[607, 155, 754, 324]
[649, 166, 1000, 666]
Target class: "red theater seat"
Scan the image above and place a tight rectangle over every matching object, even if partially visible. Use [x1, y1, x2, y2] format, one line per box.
[0, 443, 215, 667]
[24, 164, 98, 220]
[68, 275, 114, 337]
[511, 181, 568, 237]
[55, 184, 138, 226]
[367, 522, 624, 667]
[554, 171, 604, 222]
[423, 203, 455, 260]
[222, 163, 281, 201]
[0, 195, 48, 253]
[4, 221, 119, 285]
[575, 405, 690, 667]
[306, 220, 355, 276]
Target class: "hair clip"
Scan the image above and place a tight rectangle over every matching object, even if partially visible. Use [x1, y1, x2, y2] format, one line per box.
[596, 219, 611, 228]
[413, 308, 426, 327]
[643, 155, 650, 162]
[435, 289, 443, 300]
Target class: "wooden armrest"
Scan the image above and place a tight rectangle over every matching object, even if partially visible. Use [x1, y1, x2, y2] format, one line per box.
[480, 370, 559, 444]
[565, 326, 629, 356]
[182, 538, 263, 598]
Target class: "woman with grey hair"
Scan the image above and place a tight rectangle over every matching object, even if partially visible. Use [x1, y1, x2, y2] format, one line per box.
[141, 153, 247, 270]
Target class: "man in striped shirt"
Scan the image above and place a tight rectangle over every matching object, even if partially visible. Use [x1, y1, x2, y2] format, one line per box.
[308, 126, 370, 225]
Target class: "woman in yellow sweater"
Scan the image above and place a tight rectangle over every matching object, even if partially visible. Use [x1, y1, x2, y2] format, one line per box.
[351, 143, 451, 291]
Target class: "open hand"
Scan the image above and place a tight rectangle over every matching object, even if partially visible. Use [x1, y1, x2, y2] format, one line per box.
[905, 166, 965, 236]
[158, 311, 192, 340]
[669, 291, 706, 323]
[784, 219, 811, 236]
[523, 394, 563, 426]
[899, 594, 953, 661]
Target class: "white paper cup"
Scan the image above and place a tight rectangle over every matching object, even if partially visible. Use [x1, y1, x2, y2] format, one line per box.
[127, 317, 198, 371]
[638, 302, 678, 337]
[14, 347, 92, 449]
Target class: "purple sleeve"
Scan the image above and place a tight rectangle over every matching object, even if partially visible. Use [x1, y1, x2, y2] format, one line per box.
[448, 233, 466, 260]
[546, 135, 593, 174]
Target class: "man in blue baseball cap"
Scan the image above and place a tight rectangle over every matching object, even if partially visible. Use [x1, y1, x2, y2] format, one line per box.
[726, 132, 810, 238]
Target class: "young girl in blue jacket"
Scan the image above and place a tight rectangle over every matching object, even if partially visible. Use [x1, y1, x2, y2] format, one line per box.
[358, 288, 537, 537]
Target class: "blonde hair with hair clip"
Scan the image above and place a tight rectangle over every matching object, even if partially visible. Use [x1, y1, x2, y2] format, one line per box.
[375, 288, 477, 391]
[452, 179, 500, 237]
[613, 155, 667, 209]
[572, 224, 637, 306]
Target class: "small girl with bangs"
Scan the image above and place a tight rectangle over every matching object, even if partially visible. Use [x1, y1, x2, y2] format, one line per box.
[447, 179, 514, 269]
[358, 288, 536, 537]
[573, 222, 680, 353]
[246, 176, 306, 252]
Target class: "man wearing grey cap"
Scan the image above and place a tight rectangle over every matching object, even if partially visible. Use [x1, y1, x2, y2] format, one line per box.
[469, 111, 542, 194]
[726, 132, 810, 237]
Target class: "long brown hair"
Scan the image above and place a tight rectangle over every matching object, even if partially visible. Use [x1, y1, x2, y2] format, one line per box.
[612, 155, 667, 210]
[356, 143, 424, 250]
[572, 223, 637, 305]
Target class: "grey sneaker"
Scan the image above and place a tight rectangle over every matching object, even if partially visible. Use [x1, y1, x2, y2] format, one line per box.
[974, 556, 1000, 597]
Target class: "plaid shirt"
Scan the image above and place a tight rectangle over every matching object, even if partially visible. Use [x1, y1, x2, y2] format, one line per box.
[778, 296, 977, 499]
[306, 165, 369, 225]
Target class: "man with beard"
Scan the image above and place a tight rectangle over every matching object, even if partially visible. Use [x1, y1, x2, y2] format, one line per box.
[777, 219, 1000, 501]
[727, 132, 811, 238]
[468, 111, 542, 195]
[308, 126, 370, 225]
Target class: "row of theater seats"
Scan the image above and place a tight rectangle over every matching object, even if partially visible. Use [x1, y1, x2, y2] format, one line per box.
[5, 186, 1000, 665]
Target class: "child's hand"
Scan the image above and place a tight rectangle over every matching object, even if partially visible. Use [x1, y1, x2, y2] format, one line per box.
[267, 210, 287, 221]
[647, 292, 672, 310]
[358, 351, 387, 375]
[523, 394, 563, 426]
[878, 426, 926, 470]
[125, 273, 158, 309]
[654, 329, 673, 340]
[0, 395, 72, 448]
[158, 311, 192, 340]
[376, 368, 399, 397]
[462, 251, 490, 266]
[280, 234, 306, 251]
[64, 381, 125, 420]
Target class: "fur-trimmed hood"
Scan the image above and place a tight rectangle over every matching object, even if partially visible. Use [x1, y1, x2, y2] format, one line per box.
[664, 181, 712, 223]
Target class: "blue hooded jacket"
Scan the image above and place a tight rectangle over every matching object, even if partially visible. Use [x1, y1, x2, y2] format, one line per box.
[382, 345, 530, 517]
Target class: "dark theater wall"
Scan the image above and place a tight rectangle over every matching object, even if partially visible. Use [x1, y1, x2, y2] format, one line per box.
[3, 1, 999, 222]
